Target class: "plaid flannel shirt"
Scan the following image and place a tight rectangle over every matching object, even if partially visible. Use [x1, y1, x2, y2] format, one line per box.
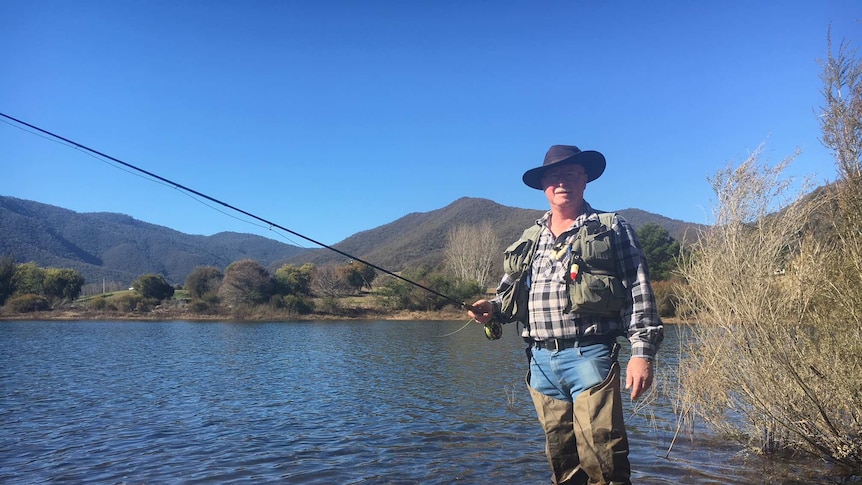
[492, 202, 664, 360]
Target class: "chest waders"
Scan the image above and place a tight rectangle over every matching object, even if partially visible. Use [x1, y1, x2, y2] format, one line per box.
[527, 348, 631, 485]
[506, 213, 632, 485]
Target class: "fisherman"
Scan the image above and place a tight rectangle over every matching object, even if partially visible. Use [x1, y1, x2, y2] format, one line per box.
[468, 145, 663, 485]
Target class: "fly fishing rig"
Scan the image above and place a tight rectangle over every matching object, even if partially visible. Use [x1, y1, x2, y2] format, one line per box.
[0, 112, 503, 339]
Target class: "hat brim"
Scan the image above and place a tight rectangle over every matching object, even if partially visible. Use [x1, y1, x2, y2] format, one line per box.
[522, 150, 606, 189]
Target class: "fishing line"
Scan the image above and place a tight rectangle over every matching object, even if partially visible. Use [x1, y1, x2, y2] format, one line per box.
[0, 112, 491, 318]
[0, 114, 308, 249]
[436, 318, 474, 337]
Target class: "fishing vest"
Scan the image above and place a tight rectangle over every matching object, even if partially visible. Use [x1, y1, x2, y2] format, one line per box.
[498, 212, 626, 324]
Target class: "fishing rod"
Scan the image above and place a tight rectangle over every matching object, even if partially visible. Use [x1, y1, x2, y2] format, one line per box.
[0, 112, 500, 337]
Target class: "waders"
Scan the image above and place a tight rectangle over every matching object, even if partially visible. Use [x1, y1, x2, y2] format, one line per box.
[527, 344, 631, 485]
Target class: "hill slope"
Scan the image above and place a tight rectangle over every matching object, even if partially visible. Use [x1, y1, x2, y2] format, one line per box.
[1, 195, 703, 286]
[284, 197, 703, 272]
[0, 196, 304, 285]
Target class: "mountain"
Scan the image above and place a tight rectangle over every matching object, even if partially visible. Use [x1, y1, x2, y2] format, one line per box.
[283, 197, 703, 272]
[0, 196, 305, 285]
[0, 195, 704, 286]
[284, 197, 544, 271]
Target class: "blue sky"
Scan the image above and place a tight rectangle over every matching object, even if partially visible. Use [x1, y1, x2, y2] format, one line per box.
[1, 1, 858, 247]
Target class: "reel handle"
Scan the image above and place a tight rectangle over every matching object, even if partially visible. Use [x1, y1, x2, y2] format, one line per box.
[464, 303, 503, 340]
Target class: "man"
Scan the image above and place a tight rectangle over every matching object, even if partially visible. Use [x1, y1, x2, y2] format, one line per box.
[469, 145, 663, 485]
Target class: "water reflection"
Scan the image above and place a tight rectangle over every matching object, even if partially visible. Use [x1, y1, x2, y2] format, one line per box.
[0, 320, 851, 484]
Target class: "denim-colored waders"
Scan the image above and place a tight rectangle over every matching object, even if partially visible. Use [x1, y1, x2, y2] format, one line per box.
[527, 341, 631, 485]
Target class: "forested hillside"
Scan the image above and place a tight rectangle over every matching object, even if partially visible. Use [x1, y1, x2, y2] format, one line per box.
[284, 197, 702, 272]
[1, 195, 703, 287]
[0, 196, 304, 285]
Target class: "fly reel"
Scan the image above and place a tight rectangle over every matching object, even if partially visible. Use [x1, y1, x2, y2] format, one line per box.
[484, 319, 503, 340]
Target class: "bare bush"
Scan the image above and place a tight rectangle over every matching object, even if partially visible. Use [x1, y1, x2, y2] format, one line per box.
[444, 220, 499, 289]
[675, 145, 862, 469]
[312, 264, 351, 298]
[818, 29, 862, 328]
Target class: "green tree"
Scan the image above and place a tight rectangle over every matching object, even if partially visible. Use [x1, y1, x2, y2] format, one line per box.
[636, 223, 680, 281]
[337, 261, 377, 293]
[43, 268, 85, 302]
[375, 269, 479, 311]
[132, 274, 175, 301]
[375, 275, 415, 310]
[185, 266, 223, 299]
[12, 262, 46, 296]
[218, 259, 275, 306]
[0, 256, 15, 306]
[274, 263, 314, 296]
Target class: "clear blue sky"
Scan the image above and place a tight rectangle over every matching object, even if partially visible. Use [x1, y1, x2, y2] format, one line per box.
[1, 1, 858, 247]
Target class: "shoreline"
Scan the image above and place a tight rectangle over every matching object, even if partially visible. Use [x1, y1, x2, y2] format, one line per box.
[1, 308, 690, 325]
[0, 307, 471, 322]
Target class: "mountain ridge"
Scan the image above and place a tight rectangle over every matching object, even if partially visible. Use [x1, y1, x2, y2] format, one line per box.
[0, 195, 703, 286]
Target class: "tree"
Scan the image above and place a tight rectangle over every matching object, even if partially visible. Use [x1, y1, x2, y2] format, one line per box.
[43, 268, 85, 302]
[337, 261, 376, 293]
[422, 272, 483, 311]
[132, 274, 175, 301]
[218, 259, 275, 306]
[636, 223, 680, 281]
[375, 268, 481, 311]
[11, 262, 46, 296]
[185, 266, 223, 299]
[312, 264, 350, 298]
[444, 221, 499, 289]
[274, 263, 314, 296]
[375, 275, 416, 310]
[0, 256, 15, 306]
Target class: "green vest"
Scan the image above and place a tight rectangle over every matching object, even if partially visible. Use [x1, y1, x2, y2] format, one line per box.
[498, 212, 625, 324]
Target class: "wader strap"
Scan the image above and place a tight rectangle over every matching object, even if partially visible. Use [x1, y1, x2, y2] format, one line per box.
[610, 342, 620, 362]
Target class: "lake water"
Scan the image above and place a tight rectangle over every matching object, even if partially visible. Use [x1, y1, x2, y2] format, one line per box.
[0, 320, 851, 484]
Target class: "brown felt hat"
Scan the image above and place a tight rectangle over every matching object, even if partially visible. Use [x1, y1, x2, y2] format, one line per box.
[522, 145, 606, 189]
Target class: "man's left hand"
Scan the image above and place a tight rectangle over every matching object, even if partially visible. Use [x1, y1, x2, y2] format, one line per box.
[625, 357, 654, 400]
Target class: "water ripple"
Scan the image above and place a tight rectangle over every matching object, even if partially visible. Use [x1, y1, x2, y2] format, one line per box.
[0, 320, 850, 484]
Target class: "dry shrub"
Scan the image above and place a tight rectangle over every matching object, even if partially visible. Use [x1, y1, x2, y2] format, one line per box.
[4, 293, 50, 313]
[675, 146, 862, 470]
[651, 278, 681, 318]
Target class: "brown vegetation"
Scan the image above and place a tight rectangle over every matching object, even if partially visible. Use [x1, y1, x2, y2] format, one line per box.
[673, 33, 862, 471]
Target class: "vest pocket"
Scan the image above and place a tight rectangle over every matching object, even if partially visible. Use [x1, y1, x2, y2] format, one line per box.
[585, 229, 614, 266]
[569, 272, 626, 316]
[503, 239, 532, 275]
[498, 273, 529, 323]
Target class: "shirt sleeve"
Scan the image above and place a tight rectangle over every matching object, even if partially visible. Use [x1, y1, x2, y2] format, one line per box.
[489, 272, 513, 320]
[612, 215, 664, 360]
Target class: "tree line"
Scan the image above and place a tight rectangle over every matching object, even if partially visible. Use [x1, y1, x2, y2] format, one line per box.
[0, 222, 682, 318]
[0, 258, 85, 312]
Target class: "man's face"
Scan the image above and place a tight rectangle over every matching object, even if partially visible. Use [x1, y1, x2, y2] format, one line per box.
[541, 163, 588, 209]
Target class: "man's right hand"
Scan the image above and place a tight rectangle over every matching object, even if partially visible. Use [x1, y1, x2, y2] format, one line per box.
[467, 299, 493, 324]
